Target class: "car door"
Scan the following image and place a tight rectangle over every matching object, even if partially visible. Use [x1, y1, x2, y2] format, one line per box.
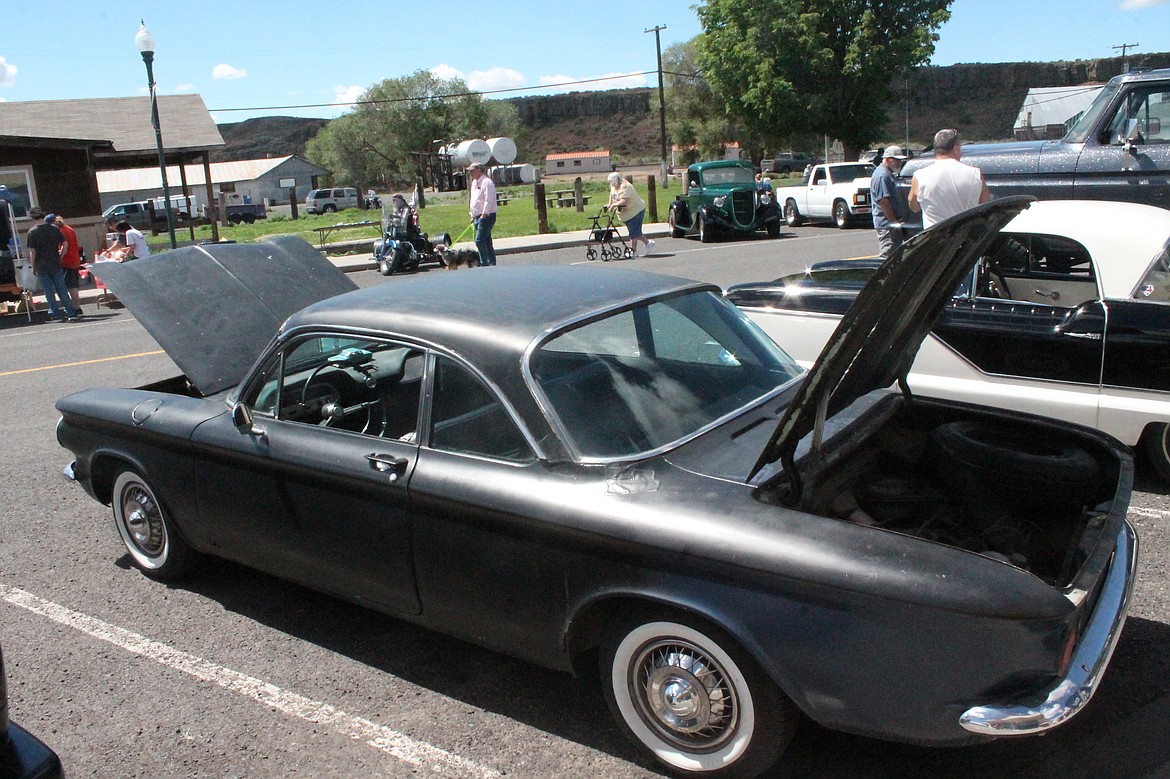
[807, 167, 831, 218]
[407, 354, 568, 662]
[194, 333, 424, 614]
[1072, 84, 1170, 209]
[929, 232, 1105, 428]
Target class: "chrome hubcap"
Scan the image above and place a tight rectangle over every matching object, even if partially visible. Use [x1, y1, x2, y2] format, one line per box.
[633, 640, 737, 749]
[122, 486, 164, 557]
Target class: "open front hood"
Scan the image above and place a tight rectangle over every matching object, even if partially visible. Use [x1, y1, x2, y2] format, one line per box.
[90, 236, 357, 396]
[750, 196, 1035, 482]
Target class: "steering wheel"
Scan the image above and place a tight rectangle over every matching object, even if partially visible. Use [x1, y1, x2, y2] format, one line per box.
[300, 366, 346, 427]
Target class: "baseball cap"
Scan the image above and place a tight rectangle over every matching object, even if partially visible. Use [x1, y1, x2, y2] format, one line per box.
[882, 145, 908, 160]
[44, 213, 57, 223]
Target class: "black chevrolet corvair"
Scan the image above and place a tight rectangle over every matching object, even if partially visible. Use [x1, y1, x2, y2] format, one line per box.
[57, 198, 1137, 778]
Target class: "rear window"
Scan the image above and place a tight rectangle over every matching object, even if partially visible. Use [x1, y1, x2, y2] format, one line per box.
[530, 290, 802, 459]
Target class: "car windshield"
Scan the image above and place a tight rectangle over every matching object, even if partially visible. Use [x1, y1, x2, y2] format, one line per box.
[829, 164, 875, 181]
[1064, 83, 1121, 143]
[701, 166, 755, 186]
[530, 290, 802, 459]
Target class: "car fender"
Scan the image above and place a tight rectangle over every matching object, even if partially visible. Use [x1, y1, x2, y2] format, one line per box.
[668, 200, 692, 230]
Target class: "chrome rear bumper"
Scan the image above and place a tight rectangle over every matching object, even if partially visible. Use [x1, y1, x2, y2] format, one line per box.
[960, 519, 1138, 735]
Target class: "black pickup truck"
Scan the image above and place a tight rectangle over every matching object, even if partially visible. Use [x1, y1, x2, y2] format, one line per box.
[901, 67, 1170, 210]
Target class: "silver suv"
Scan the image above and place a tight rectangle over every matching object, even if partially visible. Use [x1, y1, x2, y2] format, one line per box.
[305, 187, 359, 214]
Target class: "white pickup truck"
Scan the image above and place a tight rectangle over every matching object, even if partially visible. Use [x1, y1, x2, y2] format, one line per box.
[778, 162, 875, 228]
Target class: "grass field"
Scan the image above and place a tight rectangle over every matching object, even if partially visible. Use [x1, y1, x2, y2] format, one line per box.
[147, 172, 803, 253]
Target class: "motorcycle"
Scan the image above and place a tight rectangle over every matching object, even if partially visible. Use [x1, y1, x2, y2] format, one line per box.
[364, 193, 383, 210]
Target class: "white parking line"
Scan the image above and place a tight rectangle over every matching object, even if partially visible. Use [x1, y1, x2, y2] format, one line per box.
[0, 585, 501, 778]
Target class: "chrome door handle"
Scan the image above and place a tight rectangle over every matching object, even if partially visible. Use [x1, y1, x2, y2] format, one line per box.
[366, 453, 408, 482]
[1034, 288, 1060, 301]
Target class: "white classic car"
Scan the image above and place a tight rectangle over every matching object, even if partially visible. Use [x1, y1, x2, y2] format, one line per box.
[728, 199, 1170, 480]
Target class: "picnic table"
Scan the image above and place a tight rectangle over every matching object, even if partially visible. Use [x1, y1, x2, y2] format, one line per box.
[312, 220, 378, 250]
[545, 190, 591, 208]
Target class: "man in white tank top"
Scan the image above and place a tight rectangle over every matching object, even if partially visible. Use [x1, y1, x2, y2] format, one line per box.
[909, 128, 989, 228]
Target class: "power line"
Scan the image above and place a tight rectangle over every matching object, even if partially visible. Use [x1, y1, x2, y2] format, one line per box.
[207, 71, 658, 114]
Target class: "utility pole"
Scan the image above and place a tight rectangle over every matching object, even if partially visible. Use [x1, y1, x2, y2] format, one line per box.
[1114, 42, 1139, 72]
[645, 25, 669, 189]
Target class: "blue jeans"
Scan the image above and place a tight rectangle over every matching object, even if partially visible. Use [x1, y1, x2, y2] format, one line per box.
[474, 212, 497, 266]
[38, 269, 77, 319]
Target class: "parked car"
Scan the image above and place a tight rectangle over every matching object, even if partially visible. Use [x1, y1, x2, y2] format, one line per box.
[669, 160, 782, 242]
[778, 162, 875, 228]
[1, 642, 65, 779]
[728, 198, 1170, 481]
[761, 152, 814, 175]
[305, 187, 360, 214]
[899, 67, 1170, 210]
[56, 209, 1136, 778]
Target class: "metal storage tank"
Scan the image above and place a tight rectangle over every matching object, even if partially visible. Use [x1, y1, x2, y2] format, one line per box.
[491, 164, 537, 185]
[486, 137, 517, 166]
[443, 139, 491, 167]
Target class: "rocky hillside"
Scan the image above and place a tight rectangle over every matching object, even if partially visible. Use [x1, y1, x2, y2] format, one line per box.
[210, 116, 328, 163]
[214, 53, 1170, 164]
[900, 52, 1170, 146]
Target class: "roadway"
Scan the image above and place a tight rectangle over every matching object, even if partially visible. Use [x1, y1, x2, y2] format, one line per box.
[2, 225, 1169, 778]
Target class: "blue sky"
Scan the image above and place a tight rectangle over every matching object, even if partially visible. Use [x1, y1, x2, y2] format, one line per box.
[0, 0, 1167, 122]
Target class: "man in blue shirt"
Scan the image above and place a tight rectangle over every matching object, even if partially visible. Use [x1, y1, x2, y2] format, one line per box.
[870, 145, 908, 261]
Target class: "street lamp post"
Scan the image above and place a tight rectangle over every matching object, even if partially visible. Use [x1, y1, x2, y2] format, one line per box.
[135, 21, 177, 250]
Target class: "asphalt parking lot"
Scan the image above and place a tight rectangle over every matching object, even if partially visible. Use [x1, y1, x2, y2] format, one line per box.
[2, 227, 1169, 778]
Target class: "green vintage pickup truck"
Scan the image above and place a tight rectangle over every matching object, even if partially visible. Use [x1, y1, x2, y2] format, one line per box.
[668, 160, 782, 242]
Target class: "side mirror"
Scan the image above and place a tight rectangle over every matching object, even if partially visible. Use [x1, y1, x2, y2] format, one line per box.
[1122, 118, 1142, 155]
[231, 402, 255, 433]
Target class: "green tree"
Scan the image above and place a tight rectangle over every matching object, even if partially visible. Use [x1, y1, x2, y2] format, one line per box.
[664, 38, 734, 163]
[306, 70, 521, 188]
[695, 0, 952, 159]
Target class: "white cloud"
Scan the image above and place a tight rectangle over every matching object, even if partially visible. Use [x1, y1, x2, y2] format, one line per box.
[430, 64, 525, 93]
[174, 83, 196, 93]
[1120, 0, 1168, 7]
[212, 64, 247, 80]
[428, 64, 648, 96]
[0, 56, 16, 87]
[538, 71, 648, 93]
[430, 63, 462, 81]
[333, 85, 364, 107]
[465, 67, 525, 92]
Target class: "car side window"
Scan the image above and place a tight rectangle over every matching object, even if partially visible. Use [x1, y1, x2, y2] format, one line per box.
[246, 335, 425, 440]
[812, 170, 826, 185]
[429, 356, 533, 462]
[1105, 87, 1170, 144]
[978, 234, 1097, 306]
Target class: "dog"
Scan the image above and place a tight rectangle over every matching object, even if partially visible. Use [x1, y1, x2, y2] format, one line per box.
[441, 245, 480, 270]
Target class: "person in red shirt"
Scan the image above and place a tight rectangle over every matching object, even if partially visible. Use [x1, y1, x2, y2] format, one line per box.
[54, 214, 84, 315]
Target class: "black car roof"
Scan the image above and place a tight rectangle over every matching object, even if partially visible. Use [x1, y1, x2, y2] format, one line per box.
[289, 266, 710, 350]
[287, 266, 714, 425]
